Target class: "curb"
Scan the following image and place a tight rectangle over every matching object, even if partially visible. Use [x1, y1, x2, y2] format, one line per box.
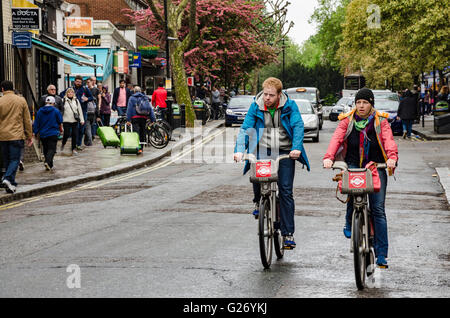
[436, 167, 450, 208]
[0, 122, 224, 206]
[412, 129, 450, 141]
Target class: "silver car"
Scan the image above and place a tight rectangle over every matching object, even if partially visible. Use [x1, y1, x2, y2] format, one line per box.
[293, 99, 320, 142]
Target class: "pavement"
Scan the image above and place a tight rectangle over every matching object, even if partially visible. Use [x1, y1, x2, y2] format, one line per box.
[411, 114, 450, 206]
[0, 120, 224, 206]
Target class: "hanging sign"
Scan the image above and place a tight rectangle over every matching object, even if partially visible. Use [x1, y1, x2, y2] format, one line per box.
[12, 31, 32, 48]
[12, 8, 41, 30]
[129, 53, 142, 68]
[65, 17, 93, 36]
[113, 51, 129, 74]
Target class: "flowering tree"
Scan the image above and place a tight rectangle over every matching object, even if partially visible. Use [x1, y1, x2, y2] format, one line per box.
[128, 0, 278, 125]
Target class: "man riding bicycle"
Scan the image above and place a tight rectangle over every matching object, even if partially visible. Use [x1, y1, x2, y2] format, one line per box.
[323, 88, 398, 268]
[234, 77, 310, 250]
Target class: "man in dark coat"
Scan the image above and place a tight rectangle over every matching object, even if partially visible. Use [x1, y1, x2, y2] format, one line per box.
[397, 89, 418, 139]
[38, 84, 64, 115]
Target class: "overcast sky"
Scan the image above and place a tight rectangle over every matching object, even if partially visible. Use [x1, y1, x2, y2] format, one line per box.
[284, 0, 319, 46]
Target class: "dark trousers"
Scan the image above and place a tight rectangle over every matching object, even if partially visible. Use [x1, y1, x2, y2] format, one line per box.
[41, 135, 58, 168]
[131, 117, 147, 148]
[0, 140, 24, 186]
[77, 110, 87, 147]
[62, 122, 79, 151]
[252, 149, 295, 236]
[100, 113, 111, 127]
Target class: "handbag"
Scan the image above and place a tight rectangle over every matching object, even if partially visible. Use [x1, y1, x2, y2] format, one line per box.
[68, 98, 80, 122]
[365, 161, 381, 192]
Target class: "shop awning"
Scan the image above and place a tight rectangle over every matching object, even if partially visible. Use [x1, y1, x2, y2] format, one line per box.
[64, 48, 111, 80]
[40, 33, 94, 62]
[32, 38, 103, 68]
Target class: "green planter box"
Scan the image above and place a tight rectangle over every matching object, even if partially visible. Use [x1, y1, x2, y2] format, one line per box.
[140, 50, 158, 59]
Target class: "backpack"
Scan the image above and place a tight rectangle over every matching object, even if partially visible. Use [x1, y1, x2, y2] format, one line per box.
[87, 101, 97, 114]
[135, 96, 151, 115]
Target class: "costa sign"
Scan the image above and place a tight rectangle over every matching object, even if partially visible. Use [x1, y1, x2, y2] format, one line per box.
[66, 35, 101, 47]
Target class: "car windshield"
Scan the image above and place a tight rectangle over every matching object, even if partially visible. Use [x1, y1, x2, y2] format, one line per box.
[227, 96, 254, 109]
[374, 92, 399, 101]
[288, 92, 316, 102]
[375, 98, 399, 111]
[335, 97, 353, 107]
[293, 100, 314, 114]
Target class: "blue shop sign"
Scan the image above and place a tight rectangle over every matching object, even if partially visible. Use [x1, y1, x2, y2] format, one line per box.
[129, 52, 141, 68]
[12, 31, 32, 49]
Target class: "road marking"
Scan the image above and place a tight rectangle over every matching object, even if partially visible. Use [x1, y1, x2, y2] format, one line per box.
[0, 128, 226, 211]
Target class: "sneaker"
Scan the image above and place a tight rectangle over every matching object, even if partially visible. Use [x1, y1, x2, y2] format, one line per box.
[60, 144, 65, 152]
[283, 234, 296, 250]
[376, 255, 389, 268]
[76, 146, 83, 151]
[402, 132, 407, 139]
[252, 203, 259, 219]
[343, 224, 352, 239]
[72, 150, 78, 156]
[44, 162, 51, 171]
[18, 161, 24, 171]
[2, 179, 16, 194]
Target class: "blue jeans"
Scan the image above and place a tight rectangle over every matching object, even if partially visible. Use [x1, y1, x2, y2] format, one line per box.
[252, 149, 295, 236]
[402, 119, 413, 137]
[0, 140, 24, 186]
[346, 165, 388, 258]
[117, 106, 127, 117]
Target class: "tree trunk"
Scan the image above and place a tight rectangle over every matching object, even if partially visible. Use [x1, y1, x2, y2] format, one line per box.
[170, 43, 196, 127]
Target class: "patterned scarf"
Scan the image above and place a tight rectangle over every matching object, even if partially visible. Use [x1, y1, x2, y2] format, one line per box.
[354, 111, 375, 167]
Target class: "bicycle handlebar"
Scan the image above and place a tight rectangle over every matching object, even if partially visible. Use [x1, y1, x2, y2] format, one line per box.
[332, 161, 387, 171]
[242, 153, 291, 165]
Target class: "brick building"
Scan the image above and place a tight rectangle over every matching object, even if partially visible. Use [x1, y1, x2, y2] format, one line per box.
[65, 0, 165, 94]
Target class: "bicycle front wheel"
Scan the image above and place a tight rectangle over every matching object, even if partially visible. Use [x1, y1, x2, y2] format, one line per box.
[353, 210, 366, 290]
[273, 196, 284, 260]
[259, 198, 273, 269]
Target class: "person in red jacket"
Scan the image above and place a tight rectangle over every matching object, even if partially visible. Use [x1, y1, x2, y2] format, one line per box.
[323, 88, 398, 268]
[151, 83, 168, 121]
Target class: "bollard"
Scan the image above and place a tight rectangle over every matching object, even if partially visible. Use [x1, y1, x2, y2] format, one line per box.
[180, 104, 186, 128]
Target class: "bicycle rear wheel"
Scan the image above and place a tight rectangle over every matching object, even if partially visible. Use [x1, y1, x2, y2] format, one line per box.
[148, 124, 169, 149]
[353, 210, 366, 290]
[259, 198, 273, 269]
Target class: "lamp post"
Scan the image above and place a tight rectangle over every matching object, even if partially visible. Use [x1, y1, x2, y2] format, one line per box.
[163, 0, 170, 81]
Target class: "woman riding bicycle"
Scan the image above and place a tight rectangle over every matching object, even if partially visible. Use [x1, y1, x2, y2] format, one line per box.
[323, 88, 398, 268]
[234, 77, 310, 249]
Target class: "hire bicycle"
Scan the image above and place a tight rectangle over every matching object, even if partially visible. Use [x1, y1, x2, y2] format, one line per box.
[243, 153, 292, 269]
[332, 161, 387, 290]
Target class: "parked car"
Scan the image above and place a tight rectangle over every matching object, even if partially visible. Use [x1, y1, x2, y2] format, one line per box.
[285, 87, 323, 130]
[225, 95, 255, 127]
[293, 99, 320, 142]
[329, 97, 354, 121]
[373, 93, 403, 135]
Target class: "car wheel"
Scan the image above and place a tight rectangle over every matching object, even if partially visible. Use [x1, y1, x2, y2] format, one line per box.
[312, 133, 319, 143]
[225, 122, 232, 127]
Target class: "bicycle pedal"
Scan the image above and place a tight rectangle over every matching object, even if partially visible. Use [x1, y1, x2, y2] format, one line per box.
[283, 245, 295, 250]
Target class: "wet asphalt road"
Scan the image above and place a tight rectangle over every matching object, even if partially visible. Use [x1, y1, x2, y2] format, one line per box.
[0, 120, 448, 298]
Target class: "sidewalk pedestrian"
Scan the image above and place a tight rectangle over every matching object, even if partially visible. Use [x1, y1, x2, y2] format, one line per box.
[151, 82, 168, 120]
[127, 86, 155, 154]
[33, 96, 63, 170]
[397, 89, 418, 139]
[0, 81, 33, 193]
[85, 78, 101, 146]
[61, 88, 85, 155]
[60, 75, 94, 150]
[112, 79, 132, 117]
[211, 86, 221, 120]
[99, 84, 112, 126]
[424, 90, 431, 115]
[38, 84, 64, 113]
